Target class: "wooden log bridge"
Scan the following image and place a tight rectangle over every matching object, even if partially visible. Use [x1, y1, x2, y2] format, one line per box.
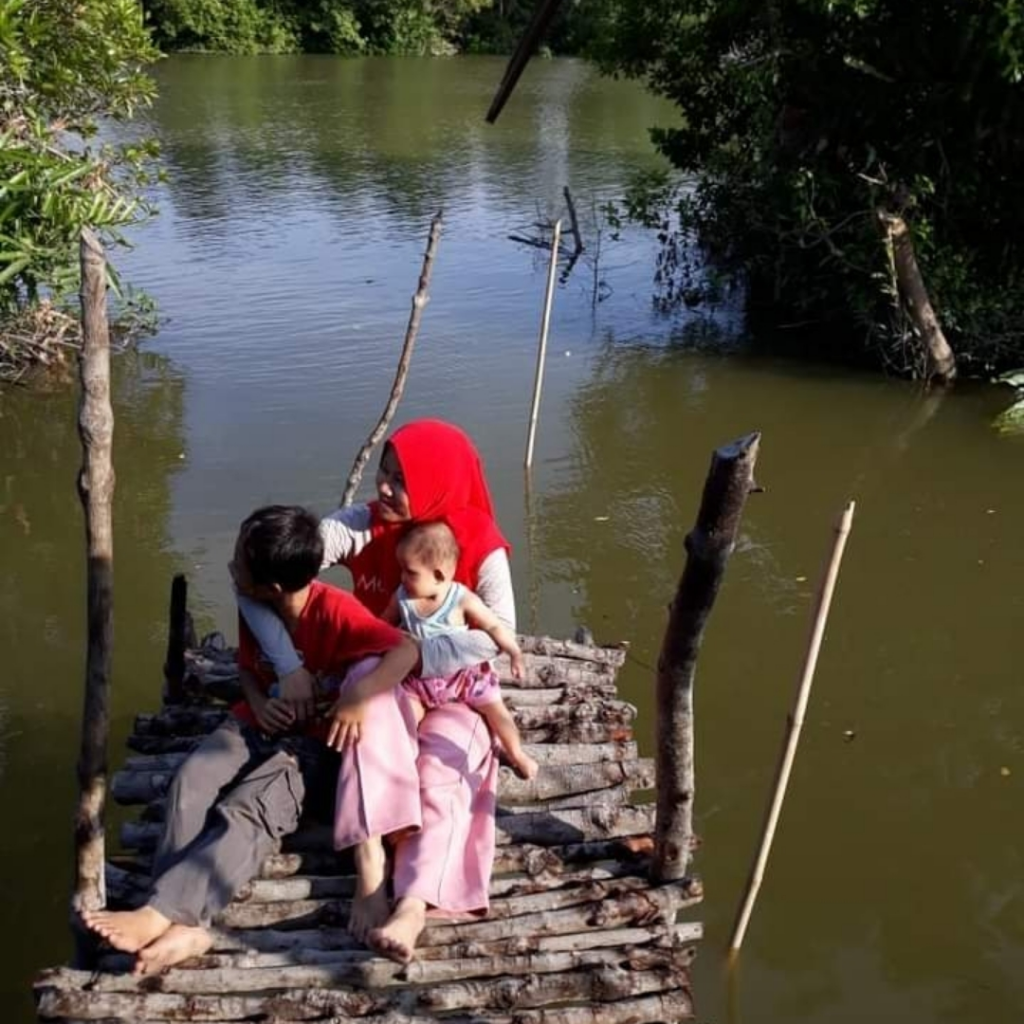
[35, 589, 704, 1023]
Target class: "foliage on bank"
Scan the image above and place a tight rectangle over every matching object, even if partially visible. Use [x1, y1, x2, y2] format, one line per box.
[595, 0, 1024, 376]
[0, 0, 160, 379]
[141, 0, 604, 56]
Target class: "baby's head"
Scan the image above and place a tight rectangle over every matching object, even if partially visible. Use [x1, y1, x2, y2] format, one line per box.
[397, 521, 459, 598]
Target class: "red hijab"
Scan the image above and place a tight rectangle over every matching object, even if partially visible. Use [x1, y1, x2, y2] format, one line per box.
[347, 420, 510, 615]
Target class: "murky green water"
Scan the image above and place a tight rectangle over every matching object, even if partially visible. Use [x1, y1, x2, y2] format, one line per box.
[3, 56, 1023, 1024]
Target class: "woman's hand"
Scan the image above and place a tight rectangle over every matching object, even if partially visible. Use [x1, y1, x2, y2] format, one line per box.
[325, 686, 368, 751]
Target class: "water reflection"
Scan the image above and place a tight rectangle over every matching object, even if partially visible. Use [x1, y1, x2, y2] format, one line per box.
[0, 352, 188, 1018]
[146, 56, 672, 230]
[8, 52, 1023, 1024]
[529, 340, 1024, 1024]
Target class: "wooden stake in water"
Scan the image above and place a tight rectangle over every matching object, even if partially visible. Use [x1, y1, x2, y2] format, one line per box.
[652, 432, 761, 883]
[524, 219, 562, 470]
[729, 500, 856, 954]
[72, 229, 115, 964]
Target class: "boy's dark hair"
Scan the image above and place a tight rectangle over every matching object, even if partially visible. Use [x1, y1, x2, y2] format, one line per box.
[237, 505, 323, 593]
[398, 520, 460, 570]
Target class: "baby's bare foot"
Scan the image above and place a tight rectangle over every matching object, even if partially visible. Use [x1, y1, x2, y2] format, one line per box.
[82, 906, 172, 953]
[369, 898, 426, 964]
[511, 750, 539, 781]
[135, 924, 213, 976]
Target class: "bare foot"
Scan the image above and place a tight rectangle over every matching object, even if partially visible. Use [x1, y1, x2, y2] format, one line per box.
[349, 837, 389, 943]
[81, 906, 172, 953]
[369, 897, 427, 964]
[510, 750, 539, 781]
[134, 924, 213, 976]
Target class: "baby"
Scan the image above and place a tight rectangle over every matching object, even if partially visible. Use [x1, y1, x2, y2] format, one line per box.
[383, 521, 539, 780]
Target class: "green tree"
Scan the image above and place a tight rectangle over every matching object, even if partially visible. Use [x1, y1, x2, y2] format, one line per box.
[0, 0, 161, 317]
[142, 0, 607, 56]
[596, 1, 1024, 376]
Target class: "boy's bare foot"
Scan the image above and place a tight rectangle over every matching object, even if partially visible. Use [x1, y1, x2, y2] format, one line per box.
[369, 897, 427, 964]
[81, 906, 172, 953]
[134, 924, 213, 976]
[510, 750, 539, 781]
[349, 838, 389, 942]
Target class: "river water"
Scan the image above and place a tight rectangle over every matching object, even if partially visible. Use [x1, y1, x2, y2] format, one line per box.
[2, 56, 1023, 1024]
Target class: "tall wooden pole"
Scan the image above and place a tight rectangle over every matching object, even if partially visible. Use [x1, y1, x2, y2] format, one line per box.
[524, 219, 562, 471]
[72, 228, 115, 963]
[652, 433, 761, 882]
[341, 210, 443, 506]
[729, 501, 856, 953]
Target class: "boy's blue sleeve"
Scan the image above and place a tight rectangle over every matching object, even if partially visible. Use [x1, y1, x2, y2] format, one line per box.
[237, 593, 302, 676]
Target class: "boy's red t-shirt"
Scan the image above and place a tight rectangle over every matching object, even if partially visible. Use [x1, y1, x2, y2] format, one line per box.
[233, 580, 403, 735]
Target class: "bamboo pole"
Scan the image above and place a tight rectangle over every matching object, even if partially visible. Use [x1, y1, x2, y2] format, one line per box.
[122, 803, 657, 853]
[524, 218, 562, 470]
[131, 699, 634, 739]
[71, 228, 115, 965]
[729, 500, 856, 953]
[652, 433, 761, 882]
[340, 210, 443, 506]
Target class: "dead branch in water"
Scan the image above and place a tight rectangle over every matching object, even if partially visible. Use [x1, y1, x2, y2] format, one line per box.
[340, 210, 443, 506]
[1, 296, 155, 386]
[877, 208, 957, 385]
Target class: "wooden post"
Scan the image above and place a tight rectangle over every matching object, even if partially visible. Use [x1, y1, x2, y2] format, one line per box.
[163, 574, 189, 704]
[341, 210, 443, 506]
[729, 501, 855, 953]
[652, 433, 761, 882]
[524, 219, 562, 471]
[72, 228, 115, 962]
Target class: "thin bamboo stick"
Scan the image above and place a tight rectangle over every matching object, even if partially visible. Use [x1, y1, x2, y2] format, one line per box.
[729, 500, 856, 953]
[340, 210, 443, 506]
[524, 218, 562, 470]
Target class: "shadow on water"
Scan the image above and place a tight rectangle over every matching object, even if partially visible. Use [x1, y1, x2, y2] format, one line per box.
[0, 351, 189, 1019]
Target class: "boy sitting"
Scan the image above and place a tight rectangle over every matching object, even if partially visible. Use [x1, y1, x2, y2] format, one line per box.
[84, 505, 418, 975]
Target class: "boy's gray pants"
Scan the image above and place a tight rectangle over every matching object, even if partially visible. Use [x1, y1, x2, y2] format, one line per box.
[148, 717, 330, 928]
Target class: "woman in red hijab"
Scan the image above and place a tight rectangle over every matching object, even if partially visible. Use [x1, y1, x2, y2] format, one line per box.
[237, 419, 514, 961]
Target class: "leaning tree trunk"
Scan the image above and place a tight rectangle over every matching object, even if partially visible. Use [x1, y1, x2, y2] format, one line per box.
[652, 433, 761, 882]
[877, 208, 957, 385]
